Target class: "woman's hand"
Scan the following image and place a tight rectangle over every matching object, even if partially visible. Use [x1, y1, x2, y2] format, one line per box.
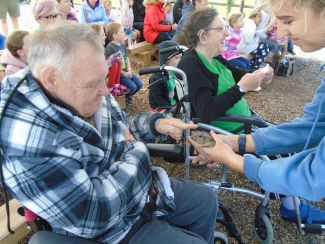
[237, 72, 265, 92]
[256, 63, 274, 84]
[188, 131, 235, 164]
[171, 23, 177, 31]
[188, 131, 245, 172]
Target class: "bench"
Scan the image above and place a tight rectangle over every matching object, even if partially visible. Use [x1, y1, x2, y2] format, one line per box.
[0, 199, 30, 243]
[128, 41, 158, 66]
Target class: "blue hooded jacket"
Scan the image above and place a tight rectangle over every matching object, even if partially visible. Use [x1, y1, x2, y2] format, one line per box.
[244, 76, 325, 201]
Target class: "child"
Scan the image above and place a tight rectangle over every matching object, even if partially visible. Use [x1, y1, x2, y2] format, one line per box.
[121, 0, 140, 45]
[222, 13, 250, 70]
[265, 20, 288, 62]
[91, 23, 126, 97]
[164, 0, 174, 25]
[102, 0, 119, 22]
[237, 8, 269, 71]
[105, 22, 143, 105]
[149, 41, 182, 111]
[0, 30, 31, 76]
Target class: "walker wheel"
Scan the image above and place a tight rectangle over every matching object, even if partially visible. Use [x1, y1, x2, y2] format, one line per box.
[253, 214, 274, 244]
[214, 231, 228, 244]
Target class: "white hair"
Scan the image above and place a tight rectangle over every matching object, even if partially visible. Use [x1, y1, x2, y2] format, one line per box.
[27, 21, 104, 81]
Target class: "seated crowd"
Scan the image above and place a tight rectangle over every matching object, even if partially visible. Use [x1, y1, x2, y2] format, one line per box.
[1, 0, 325, 243]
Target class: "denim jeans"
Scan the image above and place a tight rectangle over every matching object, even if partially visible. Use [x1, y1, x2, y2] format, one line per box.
[129, 178, 217, 244]
[120, 74, 143, 97]
[229, 57, 251, 70]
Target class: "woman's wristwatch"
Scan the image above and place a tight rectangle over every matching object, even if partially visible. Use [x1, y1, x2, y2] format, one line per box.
[238, 134, 247, 154]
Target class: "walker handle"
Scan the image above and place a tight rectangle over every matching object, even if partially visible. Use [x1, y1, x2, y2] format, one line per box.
[138, 66, 163, 75]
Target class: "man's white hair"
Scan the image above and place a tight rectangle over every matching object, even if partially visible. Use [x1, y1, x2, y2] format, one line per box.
[28, 21, 104, 81]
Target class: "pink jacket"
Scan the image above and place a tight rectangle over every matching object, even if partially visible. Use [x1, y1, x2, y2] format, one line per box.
[0, 49, 27, 76]
[222, 27, 242, 60]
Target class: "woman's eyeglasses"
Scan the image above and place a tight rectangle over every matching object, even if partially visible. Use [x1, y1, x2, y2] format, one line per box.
[205, 26, 228, 34]
[39, 14, 61, 21]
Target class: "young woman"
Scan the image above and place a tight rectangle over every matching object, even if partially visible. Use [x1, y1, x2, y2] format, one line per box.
[189, 0, 325, 224]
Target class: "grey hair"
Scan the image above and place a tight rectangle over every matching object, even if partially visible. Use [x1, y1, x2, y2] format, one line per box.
[28, 21, 104, 80]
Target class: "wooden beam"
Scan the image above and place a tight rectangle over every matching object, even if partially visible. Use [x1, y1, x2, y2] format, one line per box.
[0, 199, 31, 243]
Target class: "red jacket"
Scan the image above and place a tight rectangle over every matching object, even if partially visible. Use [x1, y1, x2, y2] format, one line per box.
[144, 3, 172, 43]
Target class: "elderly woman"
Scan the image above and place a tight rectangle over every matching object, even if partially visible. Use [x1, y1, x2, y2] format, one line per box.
[176, 8, 271, 134]
[189, 0, 325, 224]
[31, 0, 61, 29]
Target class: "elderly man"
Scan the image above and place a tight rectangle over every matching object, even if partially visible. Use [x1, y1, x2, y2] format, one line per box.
[0, 22, 216, 243]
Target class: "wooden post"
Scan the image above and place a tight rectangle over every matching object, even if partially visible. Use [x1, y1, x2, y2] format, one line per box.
[240, 0, 245, 12]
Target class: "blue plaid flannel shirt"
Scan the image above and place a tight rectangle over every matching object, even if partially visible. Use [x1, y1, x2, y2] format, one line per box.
[0, 69, 172, 243]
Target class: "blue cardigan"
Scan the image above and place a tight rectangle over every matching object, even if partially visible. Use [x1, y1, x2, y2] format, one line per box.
[244, 77, 325, 201]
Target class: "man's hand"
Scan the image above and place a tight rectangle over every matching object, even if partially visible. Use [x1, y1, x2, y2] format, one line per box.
[155, 118, 198, 140]
[124, 128, 135, 141]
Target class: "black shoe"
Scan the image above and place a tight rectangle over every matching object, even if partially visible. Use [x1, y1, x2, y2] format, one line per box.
[288, 50, 296, 55]
[126, 96, 133, 106]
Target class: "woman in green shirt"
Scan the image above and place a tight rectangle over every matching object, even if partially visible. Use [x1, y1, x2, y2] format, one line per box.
[176, 8, 273, 133]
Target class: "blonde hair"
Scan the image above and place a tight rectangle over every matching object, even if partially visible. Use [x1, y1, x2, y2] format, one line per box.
[102, 0, 112, 6]
[105, 22, 122, 40]
[90, 23, 102, 36]
[268, 0, 325, 12]
[248, 7, 261, 19]
[228, 13, 243, 28]
[144, 0, 158, 6]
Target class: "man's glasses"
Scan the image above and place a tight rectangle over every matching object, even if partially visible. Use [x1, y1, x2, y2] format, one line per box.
[39, 14, 61, 21]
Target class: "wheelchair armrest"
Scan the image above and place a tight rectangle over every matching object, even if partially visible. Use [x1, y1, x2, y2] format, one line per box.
[28, 231, 99, 244]
[146, 143, 182, 158]
[192, 114, 268, 128]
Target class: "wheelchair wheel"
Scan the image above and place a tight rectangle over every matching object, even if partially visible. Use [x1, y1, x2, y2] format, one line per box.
[214, 231, 228, 244]
[253, 214, 273, 244]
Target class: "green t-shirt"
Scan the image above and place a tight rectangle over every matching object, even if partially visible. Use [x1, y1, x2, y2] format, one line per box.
[196, 51, 251, 133]
[167, 72, 177, 106]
